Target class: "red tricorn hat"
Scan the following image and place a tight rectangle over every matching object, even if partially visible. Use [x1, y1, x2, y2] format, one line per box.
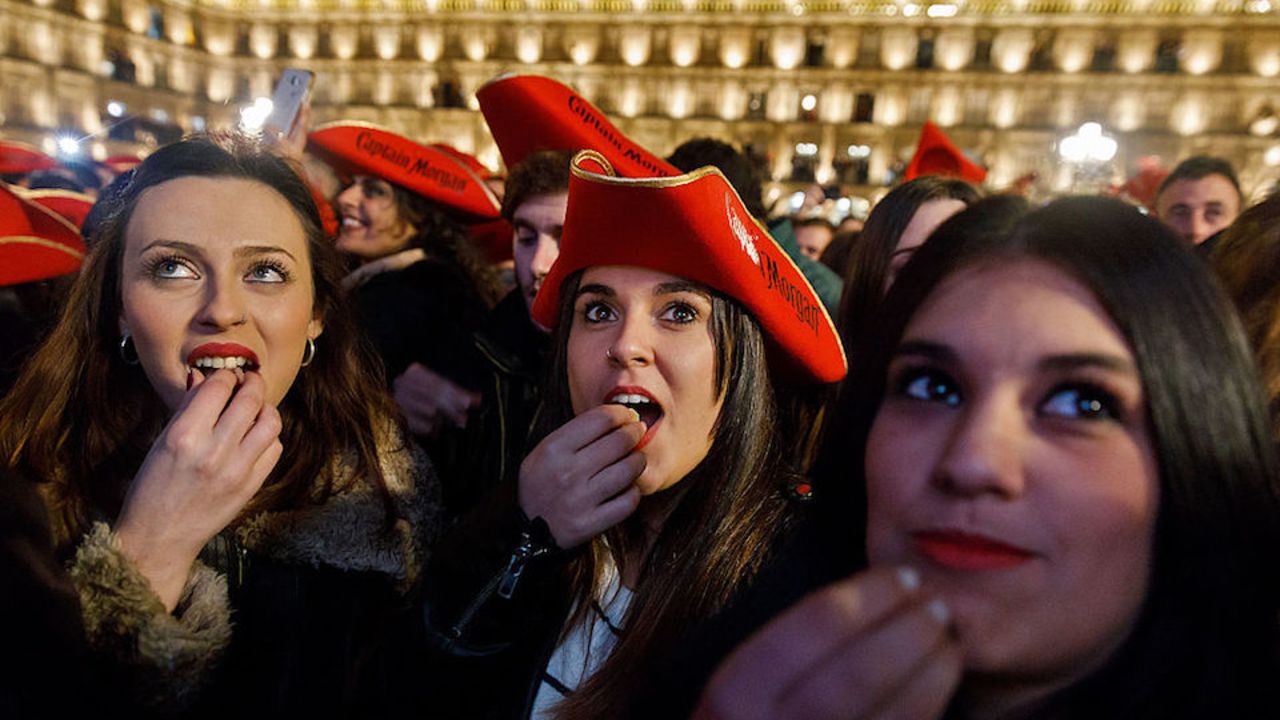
[477, 74, 678, 179]
[0, 184, 86, 286]
[101, 154, 143, 175]
[307, 122, 501, 220]
[533, 151, 847, 384]
[0, 140, 58, 175]
[21, 188, 96, 229]
[905, 122, 987, 184]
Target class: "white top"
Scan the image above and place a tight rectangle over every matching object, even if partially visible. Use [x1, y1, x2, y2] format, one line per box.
[530, 560, 633, 719]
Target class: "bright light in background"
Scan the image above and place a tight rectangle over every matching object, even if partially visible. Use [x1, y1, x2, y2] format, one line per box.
[801, 94, 817, 112]
[192, 115, 207, 132]
[1266, 145, 1280, 167]
[1058, 122, 1117, 163]
[151, 108, 170, 123]
[847, 144, 871, 158]
[56, 135, 82, 157]
[795, 142, 818, 157]
[927, 2, 958, 17]
[107, 101, 126, 117]
[239, 97, 274, 134]
[789, 191, 806, 211]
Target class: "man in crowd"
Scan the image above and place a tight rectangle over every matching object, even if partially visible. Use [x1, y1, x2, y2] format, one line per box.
[1154, 155, 1244, 247]
[396, 150, 569, 520]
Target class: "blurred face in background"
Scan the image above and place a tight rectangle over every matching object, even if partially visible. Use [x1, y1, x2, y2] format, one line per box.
[1155, 175, 1241, 245]
[885, 199, 968, 291]
[512, 191, 567, 316]
[334, 175, 416, 261]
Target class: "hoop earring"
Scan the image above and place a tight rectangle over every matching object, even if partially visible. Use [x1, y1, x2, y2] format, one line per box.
[300, 337, 317, 368]
[118, 334, 140, 365]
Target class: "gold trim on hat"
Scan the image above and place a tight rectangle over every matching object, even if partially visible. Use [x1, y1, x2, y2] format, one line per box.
[5, 185, 84, 236]
[0, 235, 84, 259]
[18, 188, 96, 205]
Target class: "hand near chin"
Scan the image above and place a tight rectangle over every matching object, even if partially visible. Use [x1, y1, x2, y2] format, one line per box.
[114, 368, 284, 613]
[693, 567, 962, 720]
[518, 404, 647, 549]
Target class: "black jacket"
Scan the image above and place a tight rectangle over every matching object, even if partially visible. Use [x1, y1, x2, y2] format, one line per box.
[352, 257, 491, 387]
[418, 483, 857, 719]
[428, 289, 549, 523]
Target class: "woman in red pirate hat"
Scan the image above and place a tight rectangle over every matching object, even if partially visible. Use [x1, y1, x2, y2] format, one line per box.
[307, 123, 503, 396]
[421, 150, 849, 719]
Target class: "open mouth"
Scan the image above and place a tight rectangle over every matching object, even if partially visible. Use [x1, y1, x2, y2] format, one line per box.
[340, 215, 368, 232]
[189, 355, 259, 377]
[187, 344, 261, 378]
[606, 388, 664, 450]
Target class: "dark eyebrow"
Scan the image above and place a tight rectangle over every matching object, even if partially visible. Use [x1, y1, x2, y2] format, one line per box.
[576, 283, 614, 299]
[1039, 353, 1137, 376]
[139, 239, 296, 262]
[512, 219, 563, 238]
[654, 280, 710, 298]
[892, 340, 957, 364]
[895, 340, 1136, 376]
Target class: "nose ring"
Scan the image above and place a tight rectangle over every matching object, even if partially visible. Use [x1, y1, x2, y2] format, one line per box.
[606, 348, 614, 361]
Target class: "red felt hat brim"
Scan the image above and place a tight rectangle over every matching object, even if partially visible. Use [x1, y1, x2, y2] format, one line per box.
[307, 122, 501, 221]
[0, 141, 58, 175]
[22, 189, 96, 229]
[533, 151, 846, 385]
[477, 73, 678, 179]
[0, 185, 86, 285]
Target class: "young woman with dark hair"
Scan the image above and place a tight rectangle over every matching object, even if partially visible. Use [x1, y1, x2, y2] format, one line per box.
[0, 135, 439, 713]
[307, 125, 502, 393]
[421, 151, 850, 719]
[838, 175, 980, 354]
[697, 196, 1280, 719]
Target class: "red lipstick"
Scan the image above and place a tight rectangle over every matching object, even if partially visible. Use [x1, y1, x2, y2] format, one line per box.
[913, 530, 1033, 571]
[186, 343, 260, 366]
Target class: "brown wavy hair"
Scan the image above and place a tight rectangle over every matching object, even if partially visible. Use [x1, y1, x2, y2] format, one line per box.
[1213, 193, 1280, 439]
[392, 185, 503, 307]
[0, 134, 402, 550]
[537, 270, 800, 720]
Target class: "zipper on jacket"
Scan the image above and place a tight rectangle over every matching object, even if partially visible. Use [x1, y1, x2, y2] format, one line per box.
[447, 524, 552, 642]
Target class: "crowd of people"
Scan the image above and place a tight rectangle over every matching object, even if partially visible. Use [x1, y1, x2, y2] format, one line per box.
[2, 72, 1279, 719]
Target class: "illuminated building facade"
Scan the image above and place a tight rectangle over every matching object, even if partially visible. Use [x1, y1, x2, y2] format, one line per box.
[3, 0, 1280, 198]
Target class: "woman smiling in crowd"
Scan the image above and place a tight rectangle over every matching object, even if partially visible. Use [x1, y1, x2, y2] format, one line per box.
[0, 135, 437, 713]
[421, 150, 849, 719]
[696, 196, 1280, 719]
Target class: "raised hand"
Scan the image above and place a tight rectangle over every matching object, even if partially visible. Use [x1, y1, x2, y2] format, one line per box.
[693, 567, 962, 720]
[114, 369, 283, 612]
[392, 362, 481, 436]
[517, 404, 647, 549]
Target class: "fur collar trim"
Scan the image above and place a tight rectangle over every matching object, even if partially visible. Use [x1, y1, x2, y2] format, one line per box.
[233, 432, 438, 587]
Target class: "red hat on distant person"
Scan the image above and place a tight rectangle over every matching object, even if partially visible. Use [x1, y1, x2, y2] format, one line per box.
[21, 188, 95, 229]
[533, 151, 847, 384]
[0, 141, 58, 175]
[101, 154, 143, 175]
[477, 74, 678, 179]
[0, 184, 86, 286]
[905, 122, 987, 184]
[307, 122, 501, 220]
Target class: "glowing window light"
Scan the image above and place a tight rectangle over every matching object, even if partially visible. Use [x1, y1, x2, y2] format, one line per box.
[1058, 122, 1117, 164]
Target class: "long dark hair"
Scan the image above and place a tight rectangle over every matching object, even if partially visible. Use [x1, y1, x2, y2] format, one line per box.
[0, 134, 403, 550]
[391, 185, 503, 307]
[540, 270, 798, 720]
[1212, 193, 1280, 438]
[837, 176, 980, 356]
[817, 195, 1280, 717]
